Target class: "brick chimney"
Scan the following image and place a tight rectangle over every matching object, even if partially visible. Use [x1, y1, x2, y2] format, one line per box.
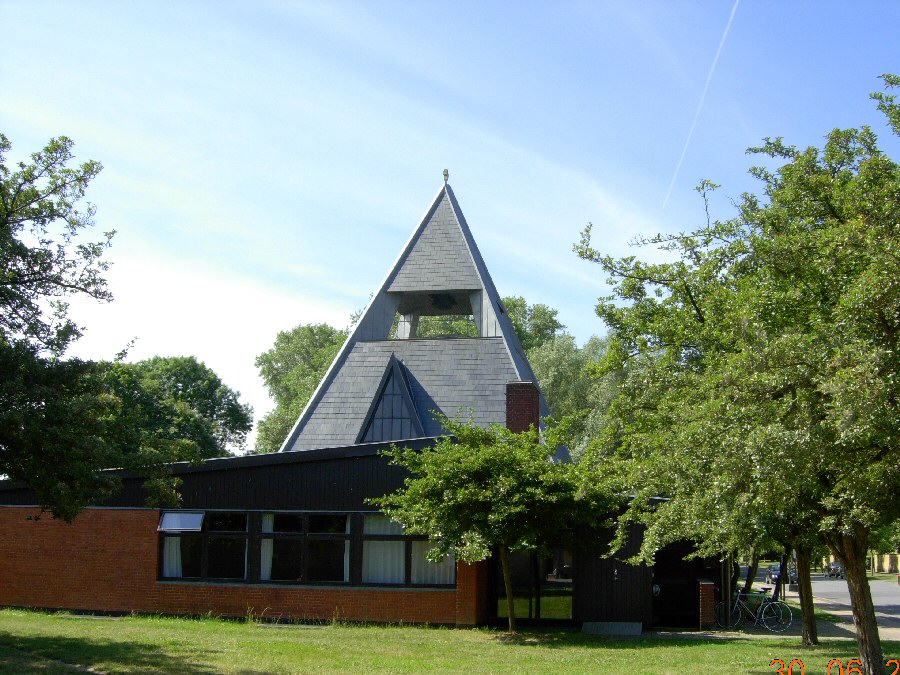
[505, 381, 540, 432]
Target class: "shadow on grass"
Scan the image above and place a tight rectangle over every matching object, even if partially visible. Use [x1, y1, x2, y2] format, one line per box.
[489, 628, 755, 649]
[0, 632, 269, 674]
[489, 627, 900, 655]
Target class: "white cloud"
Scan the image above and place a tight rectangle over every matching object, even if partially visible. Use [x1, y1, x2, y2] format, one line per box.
[66, 251, 352, 446]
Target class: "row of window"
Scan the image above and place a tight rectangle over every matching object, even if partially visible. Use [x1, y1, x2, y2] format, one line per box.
[158, 511, 455, 587]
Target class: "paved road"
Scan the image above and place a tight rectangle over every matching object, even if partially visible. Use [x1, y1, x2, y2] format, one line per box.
[741, 566, 900, 640]
[807, 575, 900, 633]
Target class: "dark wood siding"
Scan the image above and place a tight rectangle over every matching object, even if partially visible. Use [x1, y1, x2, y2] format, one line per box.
[173, 454, 408, 511]
[573, 525, 653, 626]
[0, 439, 432, 512]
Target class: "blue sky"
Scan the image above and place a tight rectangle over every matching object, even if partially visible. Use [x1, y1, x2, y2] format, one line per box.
[2, 0, 898, 441]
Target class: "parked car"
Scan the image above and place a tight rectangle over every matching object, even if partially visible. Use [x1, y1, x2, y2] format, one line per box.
[765, 563, 797, 585]
[785, 565, 798, 584]
[826, 562, 845, 578]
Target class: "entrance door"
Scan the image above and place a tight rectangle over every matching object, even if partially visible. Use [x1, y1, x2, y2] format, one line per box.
[572, 525, 653, 626]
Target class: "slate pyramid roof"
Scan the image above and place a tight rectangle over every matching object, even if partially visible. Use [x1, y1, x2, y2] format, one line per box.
[281, 182, 549, 452]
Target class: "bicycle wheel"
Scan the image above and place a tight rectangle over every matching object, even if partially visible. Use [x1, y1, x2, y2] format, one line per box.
[760, 601, 792, 632]
[715, 600, 743, 629]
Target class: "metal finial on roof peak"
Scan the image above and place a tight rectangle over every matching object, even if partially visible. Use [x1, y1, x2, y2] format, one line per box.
[443, 169, 449, 184]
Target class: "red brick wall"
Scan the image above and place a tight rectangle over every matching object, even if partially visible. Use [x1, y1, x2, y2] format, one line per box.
[698, 580, 716, 628]
[455, 560, 490, 626]
[506, 381, 539, 432]
[0, 506, 486, 626]
[0, 507, 159, 613]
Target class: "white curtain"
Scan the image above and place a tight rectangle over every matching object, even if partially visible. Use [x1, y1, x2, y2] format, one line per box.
[344, 517, 351, 583]
[260, 514, 274, 581]
[362, 516, 404, 584]
[411, 541, 455, 585]
[162, 536, 182, 578]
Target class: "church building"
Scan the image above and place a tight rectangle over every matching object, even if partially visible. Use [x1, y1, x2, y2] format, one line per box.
[0, 180, 718, 630]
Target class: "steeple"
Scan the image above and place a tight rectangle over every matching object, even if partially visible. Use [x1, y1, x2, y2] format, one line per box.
[280, 182, 548, 452]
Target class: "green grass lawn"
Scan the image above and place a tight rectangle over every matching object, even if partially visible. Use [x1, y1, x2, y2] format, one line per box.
[870, 571, 899, 583]
[0, 609, 897, 674]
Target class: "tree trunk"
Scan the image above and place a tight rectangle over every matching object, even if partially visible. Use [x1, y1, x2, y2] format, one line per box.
[742, 548, 759, 595]
[827, 527, 884, 674]
[499, 544, 517, 633]
[796, 546, 818, 646]
[773, 549, 790, 601]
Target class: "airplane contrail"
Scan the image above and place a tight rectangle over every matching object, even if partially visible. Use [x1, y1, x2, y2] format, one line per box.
[663, 0, 740, 209]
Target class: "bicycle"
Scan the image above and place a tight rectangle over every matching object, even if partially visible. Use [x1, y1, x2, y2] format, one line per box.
[715, 587, 793, 632]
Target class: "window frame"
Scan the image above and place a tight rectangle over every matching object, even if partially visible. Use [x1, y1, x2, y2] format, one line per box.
[259, 512, 351, 585]
[158, 511, 249, 582]
[157, 510, 455, 588]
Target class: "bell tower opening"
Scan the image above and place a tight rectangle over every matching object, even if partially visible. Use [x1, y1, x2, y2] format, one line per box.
[390, 290, 480, 339]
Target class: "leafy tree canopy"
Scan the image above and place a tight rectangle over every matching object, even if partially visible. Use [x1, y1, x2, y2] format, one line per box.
[528, 333, 621, 458]
[0, 133, 112, 354]
[576, 75, 900, 664]
[0, 343, 120, 521]
[0, 133, 120, 518]
[502, 295, 565, 351]
[103, 356, 253, 459]
[0, 135, 252, 518]
[869, 519, 900, 555]
[373, 415, 614, 631]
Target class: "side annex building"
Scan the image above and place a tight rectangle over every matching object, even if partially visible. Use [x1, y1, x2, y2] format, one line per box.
[0, 182, 719, 630]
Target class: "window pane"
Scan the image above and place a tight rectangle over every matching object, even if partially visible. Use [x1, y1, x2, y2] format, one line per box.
[176, 535, 202, 578]
[158, 512, 204, 532]
[272, 514, 304, 533]
[362, 540, 405, 584]
[268, 539, 303, 581]
[411, 541, 455, 585]
[363, 515, 403, 535]
[308, 539, 349, 582]
[161, 535, 203, 577]
[309, 515, 348, 534]
[207, 538, 246, 579]
[206, 513, 247, 532]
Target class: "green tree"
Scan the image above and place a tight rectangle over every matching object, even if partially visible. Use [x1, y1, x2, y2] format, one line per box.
[103, 356, 253, 459]
[0, 344, 121, 521]
[254, 323, 347, 453]
[502, 296, 564, 351]
[528, 334, 622, 458]
[374, 415, 613, 632]
[395, 296, 563, 343]
[869, 520, 900, 555]
[0, 133, 112, 354]
[413, 314, 478, 338]
[0, 133, 120, 519]
[0, 135, 246, 518]
[576, 75, 900, 669]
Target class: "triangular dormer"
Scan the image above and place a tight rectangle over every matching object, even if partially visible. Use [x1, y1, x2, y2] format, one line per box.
[357, 355, 424, 444]
[281, 181, 549, 452]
